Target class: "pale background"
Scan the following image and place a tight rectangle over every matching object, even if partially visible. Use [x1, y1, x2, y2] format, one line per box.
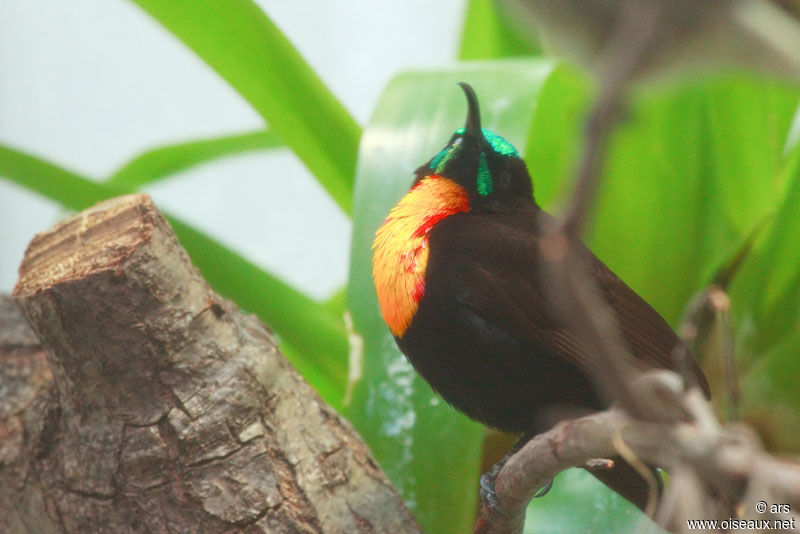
[0, 0, 465, 299]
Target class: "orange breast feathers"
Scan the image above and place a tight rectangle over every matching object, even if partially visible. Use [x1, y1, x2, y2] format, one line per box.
[372, 176, 470, 337]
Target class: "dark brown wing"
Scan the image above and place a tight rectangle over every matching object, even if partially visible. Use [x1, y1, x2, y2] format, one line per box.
[428, 207, 709, 398]
[590, 252, 710, 396]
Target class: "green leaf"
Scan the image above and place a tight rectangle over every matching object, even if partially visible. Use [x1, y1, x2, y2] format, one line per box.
[0, 143, 347, 406]
[702, 76, 799, 234]
[732, 137, 800, 357]
[523, 63, 591, 208]
[524, 469, 666, 534]
[130, 0, 361, 214]
[739, 326, 800, 452]
[588, 85, 715, 323]
[106, 129, 282, 189]
[587, 75, 800, 325]
[322, 285, 348, 317]
[346, 59, 562, 534]
[0, 146, 115, 210]
[460, 0, 540, 60]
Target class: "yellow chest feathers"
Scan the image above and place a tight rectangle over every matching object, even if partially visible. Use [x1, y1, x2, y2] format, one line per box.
[372, 176, 470, 337]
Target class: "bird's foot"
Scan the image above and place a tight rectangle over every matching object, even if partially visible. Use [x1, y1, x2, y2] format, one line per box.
[479, 463, 503, 514]
[479, 433, 556, 516]
[479, 433, 538, 516]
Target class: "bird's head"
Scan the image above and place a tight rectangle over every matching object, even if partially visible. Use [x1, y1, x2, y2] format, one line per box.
[413, 82, 533, 211]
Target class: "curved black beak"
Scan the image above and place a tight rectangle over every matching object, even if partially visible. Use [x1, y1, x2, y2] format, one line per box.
[458, 82, 482, 137]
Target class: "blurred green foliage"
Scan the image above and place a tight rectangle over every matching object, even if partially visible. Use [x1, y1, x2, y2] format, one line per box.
[1, 0, 799, 532]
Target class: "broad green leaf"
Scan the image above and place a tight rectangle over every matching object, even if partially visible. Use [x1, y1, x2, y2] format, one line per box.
[131, 0, 360, 214]
[347, 59, 577, 534]
[732, 137, 800, 357]
[587, 76, 800, 325]
[523, 63, 591, 208]
[702, 76, 799, 234]
[106, 129, 282, 189]
[460, 0, 540, 60]
[0, 144, 347, 406]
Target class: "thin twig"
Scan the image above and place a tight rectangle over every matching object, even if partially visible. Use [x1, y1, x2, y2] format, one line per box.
[539, 0, 669, 417]
[709, 288, 739, 421]
[476, 372, 800, 533]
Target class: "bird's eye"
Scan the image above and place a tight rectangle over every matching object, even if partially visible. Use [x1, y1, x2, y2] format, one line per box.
[499, 171, 511, 189]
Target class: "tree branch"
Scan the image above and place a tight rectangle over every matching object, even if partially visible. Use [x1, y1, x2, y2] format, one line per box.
[476, 371, 800, 533]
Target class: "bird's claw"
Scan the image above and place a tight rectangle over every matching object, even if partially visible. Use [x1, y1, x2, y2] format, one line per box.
[533, 478, 554, 498]
[479, 467, 503, 515]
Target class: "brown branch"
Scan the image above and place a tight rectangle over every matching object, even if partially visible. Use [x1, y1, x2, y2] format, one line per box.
[676, 285, 740, 419]
[537, 0, 672, 418]
[476, 371, 800, 534]
[2, 194, 419, 534]
[558, 0, 664, 237]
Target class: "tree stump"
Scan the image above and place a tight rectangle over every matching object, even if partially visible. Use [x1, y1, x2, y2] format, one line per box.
[4, 194, 418, 533]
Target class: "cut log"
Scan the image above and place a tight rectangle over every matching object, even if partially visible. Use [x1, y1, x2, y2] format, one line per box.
[6, 193, 418, 533]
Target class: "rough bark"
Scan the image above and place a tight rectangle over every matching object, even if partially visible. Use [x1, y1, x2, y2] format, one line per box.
[3, 193, 418, 534]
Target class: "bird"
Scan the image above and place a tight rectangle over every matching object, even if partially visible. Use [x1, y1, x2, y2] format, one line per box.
[371, 82, 710, 512]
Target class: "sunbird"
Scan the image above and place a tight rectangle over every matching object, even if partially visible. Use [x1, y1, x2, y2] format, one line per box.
[372, 83, 709, 510]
